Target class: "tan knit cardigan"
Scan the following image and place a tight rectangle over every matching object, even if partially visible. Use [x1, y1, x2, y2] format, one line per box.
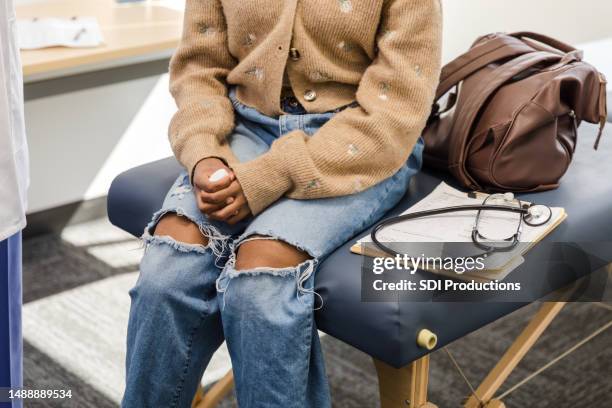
[169, 0, 443, 215]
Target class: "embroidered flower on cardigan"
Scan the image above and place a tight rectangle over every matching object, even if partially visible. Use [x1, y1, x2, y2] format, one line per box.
[309, 71, 331, 82]
[414, 65, 423, 77]
[306, 179, 321, 189]
[338, 41, 354, 52]
[196, 23, 216, 36]
[379, 29, 395, 42]
[245, 67, 264, 80]
[347, 144, 359, 156]
[378, 82, 390, 101]
[338, 0, 353, 13]
[243, 33, 257, 47]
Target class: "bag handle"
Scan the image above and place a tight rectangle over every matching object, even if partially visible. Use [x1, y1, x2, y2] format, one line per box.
[447, 51, 569, 189]
[510, 31, 578, 54]
[434, 32, 583, 103]
[435, 34, 536, 101]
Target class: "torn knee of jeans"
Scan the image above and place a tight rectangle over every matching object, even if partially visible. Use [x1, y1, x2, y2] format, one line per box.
[141, 208, 230, 258]
[232, 234, 314, 271]
[217, 236, 323, 310]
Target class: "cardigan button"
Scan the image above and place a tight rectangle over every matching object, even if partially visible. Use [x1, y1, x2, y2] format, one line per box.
[304, 89, 317, 102]
[289, 47, 301, 61]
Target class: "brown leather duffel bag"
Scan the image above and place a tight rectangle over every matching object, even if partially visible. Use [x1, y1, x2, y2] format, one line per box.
[423, 32, 608, 192]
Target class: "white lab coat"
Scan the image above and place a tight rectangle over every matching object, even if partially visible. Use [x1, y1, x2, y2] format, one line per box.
[0, 0, 28, 241]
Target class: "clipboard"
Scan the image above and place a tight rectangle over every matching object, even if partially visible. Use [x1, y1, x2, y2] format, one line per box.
[351, 182, 567, 281]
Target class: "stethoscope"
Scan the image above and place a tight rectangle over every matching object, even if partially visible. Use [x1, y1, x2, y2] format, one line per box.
[371, 193, 553, 259]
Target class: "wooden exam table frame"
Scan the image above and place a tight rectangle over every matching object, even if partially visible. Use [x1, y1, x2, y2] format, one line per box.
[192, 279, 609, 408]
[190, 260, 612, 408]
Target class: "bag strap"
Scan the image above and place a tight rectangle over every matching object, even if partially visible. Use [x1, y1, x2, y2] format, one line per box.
[447, 51, 570, 189]
[435, 34, 536, 101]
[435, 32, 584, 102]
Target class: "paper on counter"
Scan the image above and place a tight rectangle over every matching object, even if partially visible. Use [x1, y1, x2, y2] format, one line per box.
[17, 17, 104, 50]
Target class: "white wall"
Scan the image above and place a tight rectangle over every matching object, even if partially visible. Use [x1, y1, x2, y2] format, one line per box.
[441, 0, 612, 62]
[25, 74, 175, 212]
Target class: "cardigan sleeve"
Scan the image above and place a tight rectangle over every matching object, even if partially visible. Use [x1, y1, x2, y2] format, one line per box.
[168, 0, 239, 176]
[232, 0, 443, 215]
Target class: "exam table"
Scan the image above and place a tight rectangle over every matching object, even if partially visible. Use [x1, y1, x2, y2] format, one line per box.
[107, 123, 611, 408]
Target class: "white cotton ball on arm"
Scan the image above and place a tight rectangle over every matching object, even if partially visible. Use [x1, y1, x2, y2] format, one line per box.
[209, 168, 230, 182]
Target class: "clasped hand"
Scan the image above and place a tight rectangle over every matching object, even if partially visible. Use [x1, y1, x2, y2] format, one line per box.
[192, 158, 251, 225]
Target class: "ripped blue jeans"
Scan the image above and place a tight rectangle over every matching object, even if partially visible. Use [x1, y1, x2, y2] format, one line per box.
[122, 89, 424, 408]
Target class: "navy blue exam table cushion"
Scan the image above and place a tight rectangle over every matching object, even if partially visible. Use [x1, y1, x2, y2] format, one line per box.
[108, 124, 612, 368]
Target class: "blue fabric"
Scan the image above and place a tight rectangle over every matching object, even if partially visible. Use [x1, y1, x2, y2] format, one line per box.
[0, 232, 22, 408]
[122, 90, 423, 407]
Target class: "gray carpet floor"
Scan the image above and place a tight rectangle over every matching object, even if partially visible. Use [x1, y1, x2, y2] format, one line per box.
[21, 218, 612, 407]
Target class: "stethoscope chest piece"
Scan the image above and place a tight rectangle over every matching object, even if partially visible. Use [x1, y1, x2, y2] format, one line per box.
[523, 204, 552, 226]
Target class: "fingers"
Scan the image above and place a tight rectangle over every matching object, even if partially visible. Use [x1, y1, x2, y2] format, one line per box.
[192, 158, 235, 193]
[195, 190, 233, 212]
[192, 175, 252, 225]
[197, 198, 229, 214]
[226, 206, 251, 225]
[209, 195, 247, 221]
[195, 172, 235, 194]
[200, 181, 241, 205]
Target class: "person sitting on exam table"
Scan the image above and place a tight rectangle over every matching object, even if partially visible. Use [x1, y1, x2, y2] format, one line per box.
[122, 1, 442, 407]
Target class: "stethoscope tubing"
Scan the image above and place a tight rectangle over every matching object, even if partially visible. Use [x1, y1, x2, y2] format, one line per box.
[370, 203, 551, 258]
[372, 204, 526, 233]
